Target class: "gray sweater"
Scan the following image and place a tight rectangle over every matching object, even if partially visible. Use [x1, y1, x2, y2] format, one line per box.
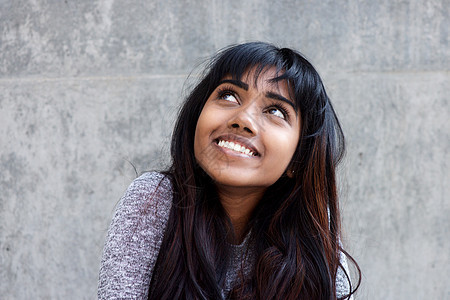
[98, 172, 352, 299]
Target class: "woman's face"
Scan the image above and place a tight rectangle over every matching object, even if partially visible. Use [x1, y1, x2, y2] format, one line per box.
[194, 67, 301, 191]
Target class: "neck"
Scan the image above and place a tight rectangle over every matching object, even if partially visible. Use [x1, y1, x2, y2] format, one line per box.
[216, 185, 265, 244]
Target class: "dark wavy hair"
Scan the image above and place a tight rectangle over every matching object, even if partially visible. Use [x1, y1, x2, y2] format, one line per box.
[149, 42, 360, 299]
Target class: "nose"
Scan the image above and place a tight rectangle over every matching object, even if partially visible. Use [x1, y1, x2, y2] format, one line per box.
[227, 104, 259, 136]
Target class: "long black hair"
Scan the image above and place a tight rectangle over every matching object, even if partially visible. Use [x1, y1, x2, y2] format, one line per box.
[149, 42, 360, 299]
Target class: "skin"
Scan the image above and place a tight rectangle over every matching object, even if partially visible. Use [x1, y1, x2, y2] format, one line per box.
[194, 67, 301, 242]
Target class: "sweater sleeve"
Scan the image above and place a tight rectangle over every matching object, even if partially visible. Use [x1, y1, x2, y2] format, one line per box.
[98, 172, 173, 299]
[336, 248, 354, 300]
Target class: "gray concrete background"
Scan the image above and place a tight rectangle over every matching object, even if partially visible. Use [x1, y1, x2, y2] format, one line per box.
[0, 0, 448, 299]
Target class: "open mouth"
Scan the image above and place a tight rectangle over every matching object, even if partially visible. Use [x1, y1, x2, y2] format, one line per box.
[215, 138, 259, 157]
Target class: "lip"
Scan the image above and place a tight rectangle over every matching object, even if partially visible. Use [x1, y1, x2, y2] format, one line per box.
[213, 133, 261, 157]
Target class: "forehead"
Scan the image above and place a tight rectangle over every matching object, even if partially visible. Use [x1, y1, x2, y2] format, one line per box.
[223, 65, 284, 86]
[229, 67, 293, 98]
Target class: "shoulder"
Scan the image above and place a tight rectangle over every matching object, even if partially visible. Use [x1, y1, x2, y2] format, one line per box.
[105, 171, 174, 243]
[106, 171, 174, 254]
[125, 171, 172, 201]
[117, 171, 173, 219]
[98, 172, 174, 299]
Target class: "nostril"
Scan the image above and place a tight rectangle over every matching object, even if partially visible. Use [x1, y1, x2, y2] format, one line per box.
[230, 123, 254, 134]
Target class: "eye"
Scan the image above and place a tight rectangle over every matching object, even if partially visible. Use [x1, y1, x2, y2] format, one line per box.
[217, 87, 239, 103]
[267, 107, 285, 119]
[222, 93, 238, 103]
[265, 105, 288, 120]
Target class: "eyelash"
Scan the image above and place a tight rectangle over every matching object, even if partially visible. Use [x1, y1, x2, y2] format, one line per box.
[266, 103, 290, 121]
[216, 86, 239, 102]
[215, 86, 290, 121]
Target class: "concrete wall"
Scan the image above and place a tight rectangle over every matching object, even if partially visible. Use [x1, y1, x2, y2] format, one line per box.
[0, 1, 448, 299]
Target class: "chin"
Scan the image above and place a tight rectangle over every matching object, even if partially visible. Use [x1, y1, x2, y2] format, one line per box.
[207, 168, 280, 189]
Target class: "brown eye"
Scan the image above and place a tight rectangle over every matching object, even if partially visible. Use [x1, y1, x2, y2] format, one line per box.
[222, 93, 238, 103]
[265, 106, 287, 120]
[217, 89, 239, 103]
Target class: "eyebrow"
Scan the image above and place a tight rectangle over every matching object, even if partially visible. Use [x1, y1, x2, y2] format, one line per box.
[218, 79, 249, 91]
[218, 79, 297, 113]
[266, 92, 297, 112]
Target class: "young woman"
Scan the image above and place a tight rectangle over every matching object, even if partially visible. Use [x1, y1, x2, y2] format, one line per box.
[98, 42, 360, 299]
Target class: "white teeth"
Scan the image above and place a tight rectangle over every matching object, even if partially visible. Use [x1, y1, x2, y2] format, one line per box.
[217, 139, 255, 156]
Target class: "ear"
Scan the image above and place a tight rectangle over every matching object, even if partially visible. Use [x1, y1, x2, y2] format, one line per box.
[286, 169, 295, 178]
[285, 159, 297, 178]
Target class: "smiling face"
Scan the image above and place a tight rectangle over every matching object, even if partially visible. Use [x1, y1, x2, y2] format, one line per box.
[194, 67, 302, 191]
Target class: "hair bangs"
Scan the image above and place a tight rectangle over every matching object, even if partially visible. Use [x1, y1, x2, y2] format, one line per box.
[206, 43, 306, 111]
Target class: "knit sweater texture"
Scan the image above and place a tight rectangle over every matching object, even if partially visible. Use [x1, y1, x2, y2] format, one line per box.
[98, 172, 352, 299]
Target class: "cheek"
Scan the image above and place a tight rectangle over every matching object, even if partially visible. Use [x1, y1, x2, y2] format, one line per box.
[267, 130, 299, 168]
[194, 108, 213, 162]
[193, 117, 205, 161]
